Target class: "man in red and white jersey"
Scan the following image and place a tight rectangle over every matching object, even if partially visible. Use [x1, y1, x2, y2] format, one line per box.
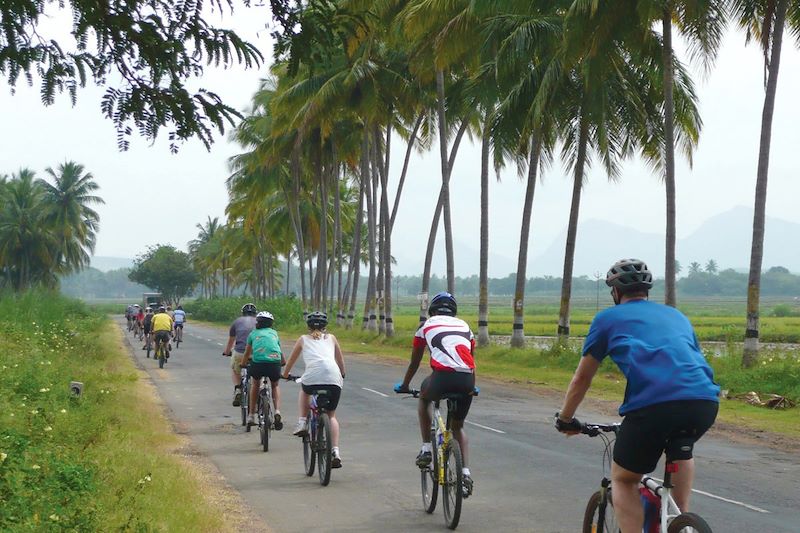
[395, 291, 476, 496]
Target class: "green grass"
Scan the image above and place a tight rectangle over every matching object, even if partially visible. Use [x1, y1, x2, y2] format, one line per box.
[0, 292, 229, 531]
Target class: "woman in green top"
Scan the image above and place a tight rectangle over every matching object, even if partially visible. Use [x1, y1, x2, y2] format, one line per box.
[242, 311, 285, 428]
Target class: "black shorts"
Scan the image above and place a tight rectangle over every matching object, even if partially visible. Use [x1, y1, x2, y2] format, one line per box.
[420, 371, 475, 421]
[154, 331, 170, 345]
[174, 323, 184, 329]
[143, 326, 151, 335]
[248, 361, 282, 383]
[614, 400, 718, 474]
[301, 384, 342, 411]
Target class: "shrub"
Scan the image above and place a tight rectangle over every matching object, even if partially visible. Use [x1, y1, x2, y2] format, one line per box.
[771, 304, 799, 317]
[186, 295, 304, 327]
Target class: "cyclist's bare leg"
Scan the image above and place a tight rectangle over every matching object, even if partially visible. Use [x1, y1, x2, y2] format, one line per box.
[671, 459, 695, 512]
[248, 377, 260, 415]
[298, 390, 311, 419]
[451, 418, 469, 467]
[231, 369, 240, 386]
[328, 409, 340, 447]
[271, 379, 281, 412]
[611, 461, 645, 533]
[418, 399, 432, 442]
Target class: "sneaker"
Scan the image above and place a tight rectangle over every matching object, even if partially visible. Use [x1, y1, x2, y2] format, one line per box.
[292, 421, 308, 437]
[332, 452, 342, 469]
[462, 475, 474, 498]
[232, 390, 242, 407]
[415, 450, 432, 468]
[247, 414, 256, 427]
[273, 412, 283, 431]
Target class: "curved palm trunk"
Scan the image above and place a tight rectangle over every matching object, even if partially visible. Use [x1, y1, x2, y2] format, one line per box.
[390, 113, 423, 230]
[360, 130, 377, 331]
[436, 70, 456, 293]
[373, 135, 386, 334]
[743, 0, 788, 368]
[477, 122, 491, 347]
[511, 140, 541, 348]
[663, 9, 678, 308]
[557, 115, 590, 341]
[289, 150, 307, 314]
[345, 179, 365, 328]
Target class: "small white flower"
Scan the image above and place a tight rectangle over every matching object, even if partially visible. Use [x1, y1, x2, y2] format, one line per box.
[49, 514, 59, 522]
[0, 452, 7, 462]
[60, 409, 67, 414]
[30, 409, 38, 414]
[39, 388, 48, 393]
[32, 464, 41, 470]
[44, 426, 52, 432]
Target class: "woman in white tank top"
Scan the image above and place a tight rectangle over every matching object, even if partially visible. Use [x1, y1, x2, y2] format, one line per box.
[282, 312, 346, 467]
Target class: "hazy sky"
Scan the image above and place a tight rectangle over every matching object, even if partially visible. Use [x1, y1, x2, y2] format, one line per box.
[2, 7, 799, 277]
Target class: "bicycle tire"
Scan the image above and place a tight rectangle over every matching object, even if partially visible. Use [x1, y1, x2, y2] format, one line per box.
[157, 344, 165, 369]
[442, 438, 463, 530]
[317, 413, 332, 486]
[303, 414, 315, 476]
[667, 512, 712, 533]
[260, 391, 270, 452]
[421, 428, 438, 514]
[582, 490, 619, 533]
[241, 379, 249, 428]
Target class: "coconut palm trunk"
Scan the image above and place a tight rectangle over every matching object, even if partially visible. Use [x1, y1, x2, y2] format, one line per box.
[511, 139, 542, 348]
[390, 113, 423, 229]
[334, 167, 344, 325]
[663, 8, 678, 307]
[743, 0, 789, 368]
[477, 122, 491, 346]
[557, 115, 590, 340]
[346, 181, 365, 328]
[435, 69, 456, 292]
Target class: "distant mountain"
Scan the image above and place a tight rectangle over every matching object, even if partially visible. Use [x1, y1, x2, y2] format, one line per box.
[529, 206, 800, 277]
[90, 256, 134, 272]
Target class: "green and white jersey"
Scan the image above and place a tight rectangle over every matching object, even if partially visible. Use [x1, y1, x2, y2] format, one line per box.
[246, 327, 282, 363]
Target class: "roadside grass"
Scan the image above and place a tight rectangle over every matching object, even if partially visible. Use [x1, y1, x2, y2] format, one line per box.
[0, 292, 228, 531]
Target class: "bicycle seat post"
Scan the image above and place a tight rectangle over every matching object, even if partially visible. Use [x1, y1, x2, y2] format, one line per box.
[663, 460, 678, 489]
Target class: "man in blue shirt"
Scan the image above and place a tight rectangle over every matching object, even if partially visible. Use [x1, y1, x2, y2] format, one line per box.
[555, 258, 719, 533]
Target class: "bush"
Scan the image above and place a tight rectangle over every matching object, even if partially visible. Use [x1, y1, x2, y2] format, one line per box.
[771, 304, 799, 317]
[186, 295, 304, 327]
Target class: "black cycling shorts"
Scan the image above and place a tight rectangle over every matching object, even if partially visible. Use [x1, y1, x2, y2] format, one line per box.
[420, 371, 475, 421]
[174, 323, 184, 329]
[301, 384, 342, 411]
[614, 399, 718, 474]
[154, 331, 170, 345]
[248, 361, 282, 383]
[143, 326, 151, 335]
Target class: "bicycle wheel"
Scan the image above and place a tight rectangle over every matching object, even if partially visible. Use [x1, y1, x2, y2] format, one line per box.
[146, 337, 151, 358]
[442, 438, 463, 530]
[317, 413, 332, 486]
[421, 429, 438, 514]
[157, 344, 165, 369]
[241, 381, 249, 428]
[260, 391, 270, 452]
[582, 490, 619, 533]
[303, 415, 316, 476]
[667, 512, 712, 533]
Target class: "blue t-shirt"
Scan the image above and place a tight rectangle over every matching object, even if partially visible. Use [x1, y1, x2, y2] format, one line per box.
[582, 300, 720, 415]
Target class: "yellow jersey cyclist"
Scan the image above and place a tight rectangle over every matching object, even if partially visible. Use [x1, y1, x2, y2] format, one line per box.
[555, 258, 720, 533]
[223, 303, 258, 407]
[241, 311, 285, 429]
[394, 291, 476, 497]
[151, 306, 174, 360]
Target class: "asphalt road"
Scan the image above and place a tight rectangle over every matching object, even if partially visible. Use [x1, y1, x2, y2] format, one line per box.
[120, 319, 799, 532]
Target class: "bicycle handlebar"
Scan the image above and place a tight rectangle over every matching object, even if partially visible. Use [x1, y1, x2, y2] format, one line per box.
[395, 387, 480, 399]
[580, 422, 621, 437]
[282, 374, 301, 382]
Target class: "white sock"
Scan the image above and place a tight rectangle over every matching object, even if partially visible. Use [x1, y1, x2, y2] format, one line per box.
[332, 446, 340, 457]
[298, 417, 306, 425]
[421, 442, 432, 453]
[462, 467, 471, 477]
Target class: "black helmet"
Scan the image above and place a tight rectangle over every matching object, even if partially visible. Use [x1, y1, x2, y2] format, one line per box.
[241, 303, 257, 316]
[306, 311, 328, 329]
[606, 259, 653, 291]
[429, 291, 457, 316]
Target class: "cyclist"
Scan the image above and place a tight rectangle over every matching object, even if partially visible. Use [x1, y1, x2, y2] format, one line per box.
[125, 304, 134, 329]
[142, 307, 154, 354]
[241, 311, 284, 429]
[282, 311, 346, 468]
[151, 306, 173, 363]
[135, 305, 145, 331]
[555, 258, 720, 533]
[394, 291, 476, 496]
[173, 305, 186, 340]
[223, 303, 258, 407]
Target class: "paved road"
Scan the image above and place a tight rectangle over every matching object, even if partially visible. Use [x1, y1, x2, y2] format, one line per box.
[121, 320, 799, 532]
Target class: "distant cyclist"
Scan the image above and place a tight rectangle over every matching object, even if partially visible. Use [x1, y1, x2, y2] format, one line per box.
[555, 258, 720, 533]
[151, 306, 173, 362]
[173, 305, 186, 339]
[394, 291, 476, 495]
[142, 307, 154, 353]
[282, 311, 346, 468]
[241, 311, 284, 429]
[223, 303, 257, 407]
[125, 304, 134, 330]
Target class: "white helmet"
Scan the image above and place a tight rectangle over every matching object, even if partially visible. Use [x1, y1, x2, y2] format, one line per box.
[256, 311, 274, 321]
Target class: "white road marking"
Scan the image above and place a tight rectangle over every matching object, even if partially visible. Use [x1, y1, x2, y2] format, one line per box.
[652, 478, 770, 513]
[465, 420, 506, 434]
[216, 343, 224, 346]
[362, 387, 389, 398]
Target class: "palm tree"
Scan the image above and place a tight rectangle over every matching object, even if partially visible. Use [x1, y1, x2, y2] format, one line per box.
[735, 0, 796, 366]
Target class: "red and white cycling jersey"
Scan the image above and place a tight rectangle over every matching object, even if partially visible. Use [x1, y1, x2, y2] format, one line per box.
[413, 315, 475, 373]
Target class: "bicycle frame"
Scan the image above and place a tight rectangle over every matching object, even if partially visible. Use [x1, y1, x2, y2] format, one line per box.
[431, 401, 451, 486]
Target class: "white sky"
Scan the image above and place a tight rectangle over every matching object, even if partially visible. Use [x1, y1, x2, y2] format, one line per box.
[1, 7, 799, 276]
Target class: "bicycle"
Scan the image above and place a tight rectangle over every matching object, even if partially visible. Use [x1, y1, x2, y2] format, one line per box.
[174, 324, 183, 348]
[284, 375, 335, 486]
[252, 374, 281, 452]
[153, 333, 169, 369]
[578, 421, 712, 533]
[144, 332, 152, 358]
[240, 367, 250, 429]
[133, 320, 142, 340]
[397, 387, 479, 530]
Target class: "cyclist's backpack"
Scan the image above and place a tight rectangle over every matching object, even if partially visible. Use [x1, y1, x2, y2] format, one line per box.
[640, 487, 660, 533]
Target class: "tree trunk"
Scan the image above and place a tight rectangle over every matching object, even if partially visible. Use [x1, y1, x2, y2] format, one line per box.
[334, 166, 344, 325]
[743, 0, 788, 368]
[376, 126, 394, 337]
[286, 254, 291, 296]
[390, 113, 424, 231]
[344, 178, 365, 328]
[663, 9, 678, 308]
[373, 133, 386, 334]
[477, 119, 491, 347]
[557, 113, 590, 341]
[435, 69, 455, 293]
[511, 139, 541, 348]
[360, 130, 377, 331]
[288, 149, 307, 314]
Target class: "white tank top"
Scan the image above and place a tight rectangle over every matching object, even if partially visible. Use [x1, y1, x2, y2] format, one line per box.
[300, 334, 343, 387]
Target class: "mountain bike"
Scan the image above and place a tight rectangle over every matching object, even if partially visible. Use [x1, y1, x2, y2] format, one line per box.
[398, 387, 479, 530]
[285, 375, 335, 486]
[579, 421, 712, 533]
[254, 375, 280, 452]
